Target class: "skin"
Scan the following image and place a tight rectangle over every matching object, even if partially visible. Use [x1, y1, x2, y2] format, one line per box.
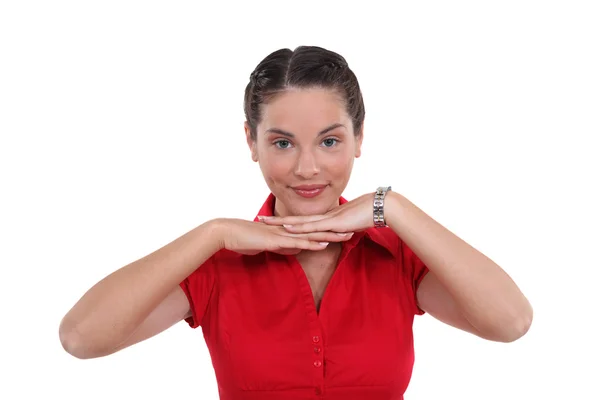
[59, 86, 532, 361]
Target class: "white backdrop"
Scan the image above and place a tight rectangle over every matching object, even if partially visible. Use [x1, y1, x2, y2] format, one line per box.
[1, 1, 598, 399]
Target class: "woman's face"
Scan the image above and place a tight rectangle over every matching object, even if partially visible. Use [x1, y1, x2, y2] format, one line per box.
[245, 88, 363, 217]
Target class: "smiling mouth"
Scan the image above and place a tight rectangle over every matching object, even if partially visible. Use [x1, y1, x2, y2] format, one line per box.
[291, 185, 328, 198]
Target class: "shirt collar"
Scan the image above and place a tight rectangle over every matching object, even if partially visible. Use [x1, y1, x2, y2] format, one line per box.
[253, 193, 395, 255]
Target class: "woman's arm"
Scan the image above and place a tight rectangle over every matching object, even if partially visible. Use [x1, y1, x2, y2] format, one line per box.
[58, 220, 222, 359]
[59, 215, 344, 359]
[256, 190, 533, 342]
[385, 191, 533, 342]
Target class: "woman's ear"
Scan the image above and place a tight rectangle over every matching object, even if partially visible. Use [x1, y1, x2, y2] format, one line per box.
[244, 122, 258, 162]
[355, 122, 364, 158]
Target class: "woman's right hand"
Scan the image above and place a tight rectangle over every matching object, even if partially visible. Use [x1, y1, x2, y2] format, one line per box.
[214, 218, 353, 255]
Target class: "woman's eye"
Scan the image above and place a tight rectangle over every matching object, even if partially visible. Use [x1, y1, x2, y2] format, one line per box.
[274, 140, 291, 149]
[322, 138, 338, 147]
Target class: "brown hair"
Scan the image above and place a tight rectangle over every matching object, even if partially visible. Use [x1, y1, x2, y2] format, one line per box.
[243, 45, 365, 141]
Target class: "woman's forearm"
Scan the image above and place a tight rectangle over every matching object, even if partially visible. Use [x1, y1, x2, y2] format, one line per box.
[385, 191, 533, 340]
[59, 219, 223, 357]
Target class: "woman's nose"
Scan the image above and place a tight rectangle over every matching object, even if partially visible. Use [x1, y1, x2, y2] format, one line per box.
[294, 150, 320, 179]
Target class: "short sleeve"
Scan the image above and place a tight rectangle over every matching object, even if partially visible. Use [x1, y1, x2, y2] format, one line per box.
[179, 254, 217, 329]
[398, 239, 430, 315]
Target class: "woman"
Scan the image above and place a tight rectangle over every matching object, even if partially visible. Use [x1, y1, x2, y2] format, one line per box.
[59, 46, 533, 399]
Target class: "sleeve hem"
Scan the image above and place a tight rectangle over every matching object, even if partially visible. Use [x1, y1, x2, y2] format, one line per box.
[413, 267, 430, 315]
[179, 280, 200, 329]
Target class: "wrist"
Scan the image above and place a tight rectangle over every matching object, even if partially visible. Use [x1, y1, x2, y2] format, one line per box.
[203, 218, 229, 251]
[383, 191, 408, 231]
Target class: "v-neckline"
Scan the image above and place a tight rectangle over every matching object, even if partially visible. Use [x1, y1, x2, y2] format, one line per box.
[288, 240, 354, 320]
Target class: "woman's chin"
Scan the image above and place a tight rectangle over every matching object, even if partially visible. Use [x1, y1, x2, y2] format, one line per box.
[287, 197, 339, 216]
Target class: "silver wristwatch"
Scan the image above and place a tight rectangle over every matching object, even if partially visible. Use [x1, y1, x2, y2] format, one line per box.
[373, 186, 392, 228]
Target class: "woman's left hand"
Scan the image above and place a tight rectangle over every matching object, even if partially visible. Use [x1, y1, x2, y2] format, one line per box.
[258, 192, 378, 234]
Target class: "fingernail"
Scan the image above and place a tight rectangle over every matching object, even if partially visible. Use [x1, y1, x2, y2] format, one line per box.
[319, 242, 329, 246]
[283, 224, 293, 228]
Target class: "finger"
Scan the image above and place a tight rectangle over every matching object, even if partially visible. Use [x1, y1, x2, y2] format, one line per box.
[258, 214, 327, 226]
[311, 231, 354, 242]
[279, 237, 329, 252]
[283, 218, 340, 234]
[285, 231, 354, 243]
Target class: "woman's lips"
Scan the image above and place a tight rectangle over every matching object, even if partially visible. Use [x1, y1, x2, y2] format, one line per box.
[292, 185, 327, 198]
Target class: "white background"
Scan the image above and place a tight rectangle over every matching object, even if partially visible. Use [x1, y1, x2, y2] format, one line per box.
[1, 1, 599, 399]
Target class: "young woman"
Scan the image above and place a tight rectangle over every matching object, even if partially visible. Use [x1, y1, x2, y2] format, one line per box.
[59, 45, 533, 399]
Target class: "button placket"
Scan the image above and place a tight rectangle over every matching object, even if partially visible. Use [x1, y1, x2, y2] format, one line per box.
[289, 253, 329, 397]
[311, 333, 324, 395]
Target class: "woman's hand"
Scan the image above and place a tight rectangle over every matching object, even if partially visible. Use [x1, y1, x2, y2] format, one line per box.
[258, 192, 376, 234]
[214, 218, 354, 255]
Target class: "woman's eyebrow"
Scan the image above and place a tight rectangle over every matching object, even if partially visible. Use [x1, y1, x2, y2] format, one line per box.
[265, 123, 346, 138]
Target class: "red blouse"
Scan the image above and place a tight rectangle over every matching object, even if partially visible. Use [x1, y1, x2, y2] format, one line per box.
[180, 193, 429, 400]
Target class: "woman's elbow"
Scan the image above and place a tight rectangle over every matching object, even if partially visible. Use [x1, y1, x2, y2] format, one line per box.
[59, 321, 89, 359]
[59, 320, 107, 360]
[492, 304, 534, 343]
